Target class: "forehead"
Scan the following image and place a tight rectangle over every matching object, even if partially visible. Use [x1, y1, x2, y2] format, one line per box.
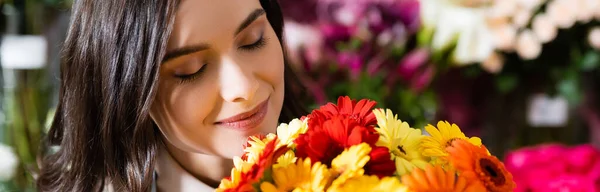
[168, 0, 264, 48]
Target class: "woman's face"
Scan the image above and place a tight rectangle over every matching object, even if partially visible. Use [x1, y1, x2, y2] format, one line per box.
[150, 0, 285, 158]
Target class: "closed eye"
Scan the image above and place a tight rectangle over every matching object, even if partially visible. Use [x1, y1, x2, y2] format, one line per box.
[239, 35, 267, 51]
[175, 65, 207, 84]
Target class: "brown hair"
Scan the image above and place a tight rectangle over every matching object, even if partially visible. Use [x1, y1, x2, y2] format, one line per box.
[37, 0, 306, 191]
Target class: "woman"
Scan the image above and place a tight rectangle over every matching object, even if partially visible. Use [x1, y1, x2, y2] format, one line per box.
[37, 0, 307, 191]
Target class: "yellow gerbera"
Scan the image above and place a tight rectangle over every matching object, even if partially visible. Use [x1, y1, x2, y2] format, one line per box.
[274, 150, 297, 168]
[260, 158, 331, 192]
[420, 121, 482, 166]
[244, 133, 277, 164]
[216, 167, 244, 192]
[233, 156, 253, 172]
[328, 175, 409, 192]
[276, 118, 308, 148]
[373, 109, 429, 176]
[330, 143, 371, 186]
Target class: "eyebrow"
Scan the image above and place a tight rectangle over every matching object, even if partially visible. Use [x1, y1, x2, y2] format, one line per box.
[162, 8, 266, 64]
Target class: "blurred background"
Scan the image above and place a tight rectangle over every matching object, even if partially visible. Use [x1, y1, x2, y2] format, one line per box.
[0, 0, 599, 191]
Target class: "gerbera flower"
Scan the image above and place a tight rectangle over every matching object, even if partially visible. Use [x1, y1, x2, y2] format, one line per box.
[295, 116, 379, 165]
[273, 150, 297, 168]
[219, 139, 285, 192]
[331, 143, 372, 186]
[216, 166, 257, 192]
[446, 139, 516, 192]
[401, 165, 486, 192]
[308, 96, 378, 128]
[244, 137, 289, 182]
[373, 109, 429, 176]
[276, 118, 308, 148]
[233, 156, 253, 173]
[260, 158, 331, 192]
[420, 121, 482, 166]
[328, 175, 409, 192]
[364, 146, 397, 178]
[242, 133, 277, 164]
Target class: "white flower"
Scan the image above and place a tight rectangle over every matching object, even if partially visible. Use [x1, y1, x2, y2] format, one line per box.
[532, 14, 557, 43]
[513, 8, 533, 28]
[489, 21, 517, 51]
[516, 0, 545, 11]
[588, 27, 600, 50]
[516, 30, 542, 60]
[283, 21, 323, 65]
[489, 0, 518, 18]
[547, 0, 578, 29]
[421, 0, 494, 64]
[575, 0, 599, 23]
[482, 52, 504, 74]
[276, 118, 308, 147]
[596, 1, 600, 20]
[0, 144, 18, 181]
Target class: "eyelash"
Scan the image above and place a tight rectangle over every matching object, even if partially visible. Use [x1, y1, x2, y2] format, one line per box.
[239, 35, 268, 51]
[176, 65, 206, 84]
[175, 35, 268, 84]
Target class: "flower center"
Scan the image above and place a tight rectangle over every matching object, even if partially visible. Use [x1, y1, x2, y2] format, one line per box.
[478, 158, 506, 186]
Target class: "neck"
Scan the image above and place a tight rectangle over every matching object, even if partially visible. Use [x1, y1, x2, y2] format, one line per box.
[160, 142, 234, 188]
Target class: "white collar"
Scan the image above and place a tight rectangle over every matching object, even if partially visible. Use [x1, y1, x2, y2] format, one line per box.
[155, 148, 215, 192]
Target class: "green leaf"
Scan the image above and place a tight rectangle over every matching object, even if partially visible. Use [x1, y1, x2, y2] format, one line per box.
[579, 51, 600, 71]
[496, 74, 518, 94]
[349, 38, 363, 51]
[557, 72, 581, 105]
[417, 27, 435, 47]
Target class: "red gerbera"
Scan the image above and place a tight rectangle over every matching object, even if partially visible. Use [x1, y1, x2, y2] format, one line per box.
[244, 137, 289, 180]
[307, 96, 378, 128]
[295, 115, 379, 166]
[365, 146, 396, 178]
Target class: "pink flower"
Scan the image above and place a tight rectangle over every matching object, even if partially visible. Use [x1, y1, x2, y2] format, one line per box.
[566, 145, 600, 175]
[505, 144, 600, 192]
[532, 174, 598, 192]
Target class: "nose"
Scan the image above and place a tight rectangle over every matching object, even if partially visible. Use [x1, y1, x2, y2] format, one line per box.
[219, 57, 259, 103]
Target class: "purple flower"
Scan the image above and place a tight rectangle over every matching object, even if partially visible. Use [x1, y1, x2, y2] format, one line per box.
[279, 0, 319, 23]
[320, 24, 355, 51]
[396, 48, 430, 81]
[377, 0, 421, 33]
[410, 65, 434, 93]
[336, 52, 363, 77]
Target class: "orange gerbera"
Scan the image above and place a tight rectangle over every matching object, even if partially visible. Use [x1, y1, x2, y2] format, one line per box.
[401, 165, 485, 192]
[446, 139, 516, 192]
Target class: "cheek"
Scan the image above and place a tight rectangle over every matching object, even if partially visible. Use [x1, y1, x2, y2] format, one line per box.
[258, 37, 285, 91]
[151, 79, 220, 152]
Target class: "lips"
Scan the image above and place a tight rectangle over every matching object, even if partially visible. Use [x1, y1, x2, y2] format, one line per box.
[215, 98, 269, 131]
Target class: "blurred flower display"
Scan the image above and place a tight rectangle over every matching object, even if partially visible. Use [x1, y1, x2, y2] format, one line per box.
[420, 0, 494, 64]
[281, 0, 600, 159]
[281, 0, 436, 127]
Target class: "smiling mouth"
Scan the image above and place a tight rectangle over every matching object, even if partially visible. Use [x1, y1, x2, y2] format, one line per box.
[214, 98, 269, 131]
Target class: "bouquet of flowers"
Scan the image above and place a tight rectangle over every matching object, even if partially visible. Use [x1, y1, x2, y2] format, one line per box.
[505, 144, 600, 191]
[217, 96, 515, 192]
